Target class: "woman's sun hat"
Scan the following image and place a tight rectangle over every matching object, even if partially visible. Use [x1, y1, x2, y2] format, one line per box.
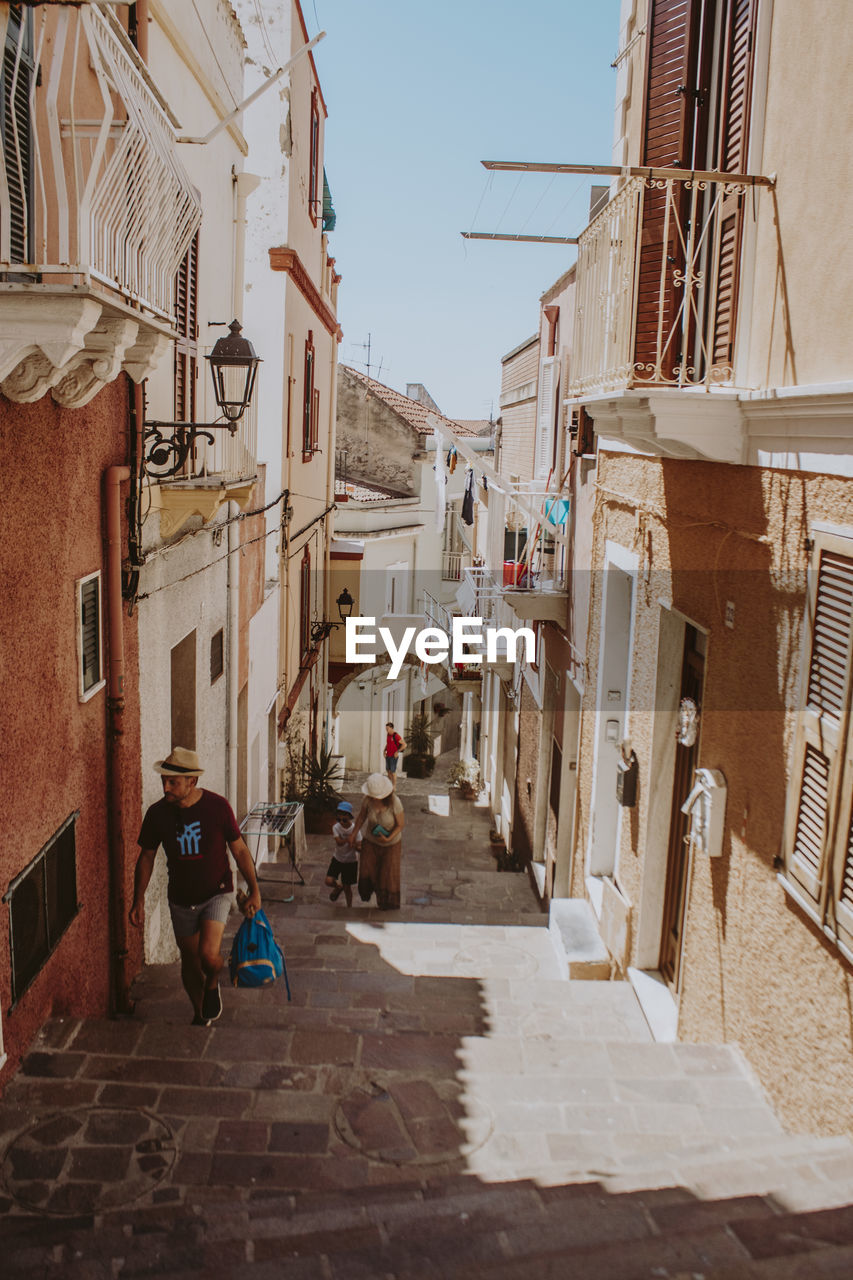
[362, 773, 393, 799]
[154, 747, 204, 776]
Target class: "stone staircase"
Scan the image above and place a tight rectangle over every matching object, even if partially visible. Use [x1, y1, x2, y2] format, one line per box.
[2, 767, 852, 1275]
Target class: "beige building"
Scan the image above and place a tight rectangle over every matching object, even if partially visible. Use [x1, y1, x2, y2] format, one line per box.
[236, 0, 340, 794]
[566, 0, 853, 1133]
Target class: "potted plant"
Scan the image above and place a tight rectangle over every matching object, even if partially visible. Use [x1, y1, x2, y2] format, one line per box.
[448, 758, 481, 799]
[296, 744, 344, 833]
[403, 712, 436, 778]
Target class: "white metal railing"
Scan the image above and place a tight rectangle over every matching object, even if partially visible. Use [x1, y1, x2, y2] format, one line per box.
[0, 4, 201, 319]
[182, 396, 258, 484]
[441, 551, 462, 581]
[569, 172, 750, 395]
[490, 482, 571, 595]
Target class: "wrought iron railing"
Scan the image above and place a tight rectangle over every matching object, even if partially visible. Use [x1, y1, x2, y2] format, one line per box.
[0, 3, 200, 319]
[569, 172, 754, 395]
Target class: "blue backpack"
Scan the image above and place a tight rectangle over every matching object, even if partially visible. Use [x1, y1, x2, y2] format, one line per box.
[229, 909, 291, 997]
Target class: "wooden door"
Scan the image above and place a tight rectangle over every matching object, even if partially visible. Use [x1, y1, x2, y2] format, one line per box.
[660, 625, 705, 987]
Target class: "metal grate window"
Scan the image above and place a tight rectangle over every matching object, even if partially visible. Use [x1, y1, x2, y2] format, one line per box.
[5, 814, 79, 1005]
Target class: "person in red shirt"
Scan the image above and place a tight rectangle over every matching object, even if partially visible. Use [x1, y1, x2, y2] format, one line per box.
[384, 722, 406, 791]
[130, 748, 261, 1026]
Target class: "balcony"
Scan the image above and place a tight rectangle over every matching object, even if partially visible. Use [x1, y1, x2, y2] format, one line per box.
[0, 4, 201, 407]
[441, 550, 463, 582]
[567, 172, 767, 461]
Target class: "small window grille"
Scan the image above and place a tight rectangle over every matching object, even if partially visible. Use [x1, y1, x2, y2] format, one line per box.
[4, 813, 79, 1005]
[77, 572, 104, 700]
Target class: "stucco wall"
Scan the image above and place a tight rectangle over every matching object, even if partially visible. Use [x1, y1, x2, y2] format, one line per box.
[742, 0, 853, 390]
[0, 378, 141, 1087]
[575, 448, 853, 1134]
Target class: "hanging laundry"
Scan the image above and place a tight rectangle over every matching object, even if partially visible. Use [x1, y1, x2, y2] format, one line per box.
[447, 447, 458, 474]
[461, 468, 475, 525]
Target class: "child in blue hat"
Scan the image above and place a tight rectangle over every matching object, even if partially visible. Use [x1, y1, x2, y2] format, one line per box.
[325, 800, 361, 906]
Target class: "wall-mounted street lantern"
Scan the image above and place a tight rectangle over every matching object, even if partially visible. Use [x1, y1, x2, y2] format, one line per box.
[144, 320, 261, 478]
[309, 588, 356, 645]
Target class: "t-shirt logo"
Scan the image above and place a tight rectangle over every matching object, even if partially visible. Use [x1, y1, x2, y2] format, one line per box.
[176, 821, 202, 858]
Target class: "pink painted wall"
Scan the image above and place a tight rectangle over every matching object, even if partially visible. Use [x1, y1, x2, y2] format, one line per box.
[0, 377, 142, 1089]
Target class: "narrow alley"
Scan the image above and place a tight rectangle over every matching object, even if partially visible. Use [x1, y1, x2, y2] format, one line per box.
[2, 758, 853, 1277]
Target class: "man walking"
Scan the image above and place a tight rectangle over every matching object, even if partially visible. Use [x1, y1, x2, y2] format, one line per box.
[130, 747, 261, 1025]
[384, 722, 406, 791]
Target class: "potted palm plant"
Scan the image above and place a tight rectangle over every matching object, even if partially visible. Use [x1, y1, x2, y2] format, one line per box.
[296, 744, 344, 833]
[403, 712, 436, 778]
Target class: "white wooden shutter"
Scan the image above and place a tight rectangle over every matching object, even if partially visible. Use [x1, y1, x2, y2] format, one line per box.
[785, 537, 853, 907]
[534, 356, 559, 481]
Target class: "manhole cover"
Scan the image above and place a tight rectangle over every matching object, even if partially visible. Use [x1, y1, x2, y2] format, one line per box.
[334, 1079, 493, 1166]
[452, 941, 539, 978]
[3, 1107, 176, 1215]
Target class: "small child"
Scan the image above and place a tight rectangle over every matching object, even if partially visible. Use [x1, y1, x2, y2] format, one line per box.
[325, 801, 361, 906]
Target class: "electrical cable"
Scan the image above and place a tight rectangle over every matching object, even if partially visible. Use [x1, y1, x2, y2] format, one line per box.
[494, 175, 523, 234]
[191, 0, 239, 107]
[135, 524, 278, 601]
[252, 0, 278, 65]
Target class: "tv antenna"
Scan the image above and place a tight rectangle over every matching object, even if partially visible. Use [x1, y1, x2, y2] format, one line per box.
[351, 333, 385, 384]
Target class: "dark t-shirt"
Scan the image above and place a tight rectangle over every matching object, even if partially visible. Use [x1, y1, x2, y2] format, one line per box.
[137, 790, 240, 907]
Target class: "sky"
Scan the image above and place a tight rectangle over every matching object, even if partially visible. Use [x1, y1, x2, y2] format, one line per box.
[305, 0, 622, 421]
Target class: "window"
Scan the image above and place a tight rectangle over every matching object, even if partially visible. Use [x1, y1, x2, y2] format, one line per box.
[302, 331, 316, 457]
[210, 628, 224, 683]
[5, 813, 79, 1005]
[1, 5, 34, 271]
[308, 89, 320, 224]
[783, 531, 853, 960]
[174, 231, 199, 422]
[534, 356, 559, 480]
[299, 549, 311, 658]
[76, 572, 104, 701]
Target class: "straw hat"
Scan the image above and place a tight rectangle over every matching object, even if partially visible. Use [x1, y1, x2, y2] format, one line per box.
[153, 747, 205, 776]
[362, 772, 393, 799]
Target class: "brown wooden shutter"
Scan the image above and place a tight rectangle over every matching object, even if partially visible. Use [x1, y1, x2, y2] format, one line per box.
[785, 540, 853, 908]
[174, 232, 199, 422]
[634, 0, 700, 381]
[709, 0, 756, 371]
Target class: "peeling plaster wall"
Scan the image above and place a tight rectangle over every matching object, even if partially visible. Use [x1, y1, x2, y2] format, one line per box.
[575, 448, 853, 1134]
[336, 366, 419, 494]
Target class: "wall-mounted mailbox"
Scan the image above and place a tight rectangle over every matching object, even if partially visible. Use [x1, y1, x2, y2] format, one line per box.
[680, 767, 727, 857]
[616, 751, 638, 807]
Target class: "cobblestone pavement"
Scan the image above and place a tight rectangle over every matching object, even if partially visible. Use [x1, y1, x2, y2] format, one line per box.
[2, 754, 853, 1276]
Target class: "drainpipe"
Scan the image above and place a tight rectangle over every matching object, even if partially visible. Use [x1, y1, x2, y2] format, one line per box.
[135, 2, 149, 62]
[106, 462, 134, 1014]
[226, 502, 239, 808]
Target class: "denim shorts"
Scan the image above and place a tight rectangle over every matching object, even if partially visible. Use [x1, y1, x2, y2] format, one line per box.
[385, 755, 399, 773]
[168, 891, 233, 939]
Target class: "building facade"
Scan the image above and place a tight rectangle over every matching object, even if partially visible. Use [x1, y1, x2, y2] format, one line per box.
[568, 0, 853, 1132]
[0, 0, 203, 1078]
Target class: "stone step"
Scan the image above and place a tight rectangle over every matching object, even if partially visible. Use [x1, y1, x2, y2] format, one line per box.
[7, 1174, 853, 1280]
